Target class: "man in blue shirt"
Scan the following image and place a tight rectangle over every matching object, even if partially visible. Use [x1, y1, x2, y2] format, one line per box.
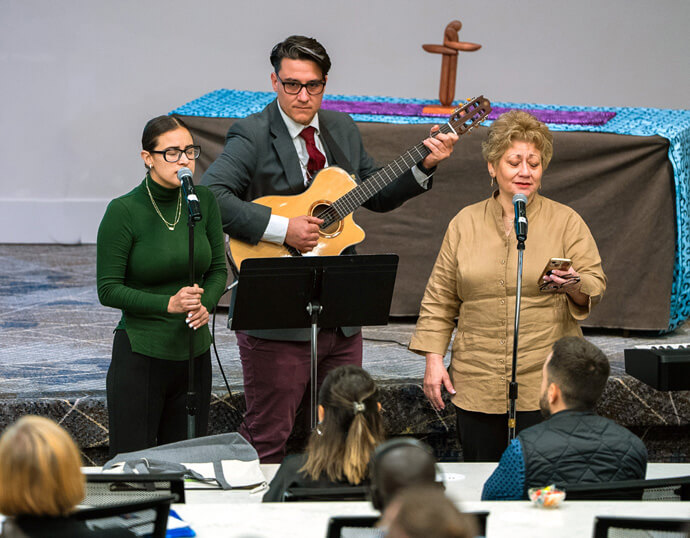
[481, 336, 647, 500]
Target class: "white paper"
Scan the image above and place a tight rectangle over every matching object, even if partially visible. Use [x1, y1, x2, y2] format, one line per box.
[221, 459, 267, 488]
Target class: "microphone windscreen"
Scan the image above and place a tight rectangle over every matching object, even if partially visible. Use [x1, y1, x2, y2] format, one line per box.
[177, 167, 193, 183]
[512, 193, 528, 205]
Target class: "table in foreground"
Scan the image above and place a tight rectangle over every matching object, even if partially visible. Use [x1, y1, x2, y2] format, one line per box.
[183, 462, 690, 504]
[180, 462, 690, 537]
[174, 500, 690, 538]
[80, 463, 690, 536]
[178, 463, 690, 536]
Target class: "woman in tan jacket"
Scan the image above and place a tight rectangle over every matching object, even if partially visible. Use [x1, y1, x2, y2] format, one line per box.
[409, 111, 607, 461]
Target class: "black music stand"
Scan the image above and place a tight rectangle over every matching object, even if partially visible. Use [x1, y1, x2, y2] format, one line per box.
[231, 254, 399, 429]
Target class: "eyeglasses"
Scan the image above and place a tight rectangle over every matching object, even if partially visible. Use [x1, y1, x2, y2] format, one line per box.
[150, 145, 201, 163]
[275, 74, 325, 95]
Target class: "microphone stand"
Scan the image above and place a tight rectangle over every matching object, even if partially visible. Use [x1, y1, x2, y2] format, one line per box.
[508, 236, 525, 442]
[179, 168, 203, 440]
[186, 211, 198, 439]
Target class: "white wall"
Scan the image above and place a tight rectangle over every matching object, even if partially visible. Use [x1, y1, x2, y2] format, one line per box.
[1, 0, 688, 242]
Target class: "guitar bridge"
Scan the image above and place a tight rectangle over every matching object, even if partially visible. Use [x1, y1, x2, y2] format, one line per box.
[285, 245, 302, 257]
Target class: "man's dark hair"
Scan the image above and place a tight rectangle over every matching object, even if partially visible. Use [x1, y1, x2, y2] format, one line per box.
[270, 35, 331, 77]
[368, 438, 438, 511]
[547, 337, 610, 410]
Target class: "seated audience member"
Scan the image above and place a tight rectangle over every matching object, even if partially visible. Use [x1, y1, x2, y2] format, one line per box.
[0, 415, 134, 537]
[481, 337, 647, 500]
[382, 486, 478, 538]
[334, 439, 441, 538]
[369, 437, 439, 512]
[263, 365, 385, 502]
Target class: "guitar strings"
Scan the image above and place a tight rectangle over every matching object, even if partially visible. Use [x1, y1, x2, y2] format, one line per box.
[312, 100, 488, 228]
[318, 125, 462, 222]
[337, 102, 487, 213]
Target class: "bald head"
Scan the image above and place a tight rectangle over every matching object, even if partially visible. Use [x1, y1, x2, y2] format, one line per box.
[370, 439, 438, 511]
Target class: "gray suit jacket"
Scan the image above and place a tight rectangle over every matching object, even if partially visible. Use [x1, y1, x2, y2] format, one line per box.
[202, 99, 430, 341]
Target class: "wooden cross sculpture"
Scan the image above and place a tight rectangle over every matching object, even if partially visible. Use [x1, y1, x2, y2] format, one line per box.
[423, 20, 481, 106]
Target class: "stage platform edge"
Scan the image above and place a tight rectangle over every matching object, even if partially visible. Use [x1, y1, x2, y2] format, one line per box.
[0, 377, 687, 466]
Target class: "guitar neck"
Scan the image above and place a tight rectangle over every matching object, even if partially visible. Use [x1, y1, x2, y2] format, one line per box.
[319, 96, 491, 228]
[329, 123, 453, 219]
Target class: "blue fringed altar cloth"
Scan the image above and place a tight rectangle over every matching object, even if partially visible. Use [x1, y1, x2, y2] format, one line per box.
[172, 90, 690, 330]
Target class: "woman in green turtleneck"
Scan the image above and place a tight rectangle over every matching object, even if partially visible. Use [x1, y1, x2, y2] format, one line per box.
[97, 116, 227, 456]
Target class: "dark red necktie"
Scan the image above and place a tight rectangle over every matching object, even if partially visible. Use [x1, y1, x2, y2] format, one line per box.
[299, 126, 326, 182]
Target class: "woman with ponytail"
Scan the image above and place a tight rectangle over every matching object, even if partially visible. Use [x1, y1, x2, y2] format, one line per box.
[263, 365, 385, 502]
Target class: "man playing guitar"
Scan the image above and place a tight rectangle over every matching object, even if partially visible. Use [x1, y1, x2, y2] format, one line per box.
[202, 35, 458, 463]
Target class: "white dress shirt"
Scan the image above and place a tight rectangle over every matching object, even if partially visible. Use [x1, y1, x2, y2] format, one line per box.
[262, 103, 431, 244]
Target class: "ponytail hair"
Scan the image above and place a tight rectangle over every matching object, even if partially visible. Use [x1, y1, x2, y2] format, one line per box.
[300, 365, 384, 484]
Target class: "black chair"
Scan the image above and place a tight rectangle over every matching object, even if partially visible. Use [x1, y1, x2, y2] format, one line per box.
[556, 475, 690, 501]
[73, 494, 176, 538]
[325, 516, 379, 538]
[325, 511, 489, 538]
[283, 485, 369, 502]
[83, 472, 186, 506]
[593, 516, 690, 538]
[468, 511, 489, 537]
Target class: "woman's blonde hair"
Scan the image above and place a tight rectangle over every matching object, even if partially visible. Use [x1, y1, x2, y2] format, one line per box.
[0, 416, 85, 517]
[300, 365, 384, 484]
[481, 110, 554, 171]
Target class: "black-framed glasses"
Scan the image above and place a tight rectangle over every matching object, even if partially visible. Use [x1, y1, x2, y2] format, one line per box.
[275, 74, 325, 95]
[150, 145, 201, 163]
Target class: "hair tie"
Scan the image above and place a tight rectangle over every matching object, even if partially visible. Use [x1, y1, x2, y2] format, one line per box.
[353, 401, 366, 414]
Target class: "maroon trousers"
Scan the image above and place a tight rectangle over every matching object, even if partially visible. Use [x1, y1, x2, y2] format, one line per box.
[237, 329, 363, 463]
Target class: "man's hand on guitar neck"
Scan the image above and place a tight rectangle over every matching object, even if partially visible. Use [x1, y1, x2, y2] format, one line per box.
[421, 125, 459, 170]
[286, 215, 324, 253]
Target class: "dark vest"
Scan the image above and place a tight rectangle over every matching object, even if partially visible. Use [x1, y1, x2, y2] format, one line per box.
[520, 409, 647, 495]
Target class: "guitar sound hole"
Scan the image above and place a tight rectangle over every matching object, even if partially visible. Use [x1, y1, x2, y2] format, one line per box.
[311, 202, 341, 237]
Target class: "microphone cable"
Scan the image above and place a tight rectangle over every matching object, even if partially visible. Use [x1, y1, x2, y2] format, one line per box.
[210, 280, 238, 398]
[210, 278, 259, 448]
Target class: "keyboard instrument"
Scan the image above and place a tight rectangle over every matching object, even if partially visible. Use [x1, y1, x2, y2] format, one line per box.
[624, 343, 690, 391]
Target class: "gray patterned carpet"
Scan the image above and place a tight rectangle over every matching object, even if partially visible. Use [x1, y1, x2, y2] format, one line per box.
[1, 244, 689, 398]
[1, 244, 689, 465]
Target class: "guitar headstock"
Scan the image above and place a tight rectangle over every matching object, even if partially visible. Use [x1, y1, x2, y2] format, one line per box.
[449, 95, 492, 135]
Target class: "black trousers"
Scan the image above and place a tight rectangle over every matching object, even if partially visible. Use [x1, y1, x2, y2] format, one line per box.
[455, 406, 543, 462]
[107, 330, 212, 457]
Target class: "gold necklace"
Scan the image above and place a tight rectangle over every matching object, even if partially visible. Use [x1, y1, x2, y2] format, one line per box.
[146, 175, 182, 231]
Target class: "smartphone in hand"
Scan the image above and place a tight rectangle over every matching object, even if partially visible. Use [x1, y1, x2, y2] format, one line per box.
[538, 258, 577, 291]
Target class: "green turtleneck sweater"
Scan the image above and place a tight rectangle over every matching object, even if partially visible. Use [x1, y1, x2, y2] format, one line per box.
[97, 176, 227, 360]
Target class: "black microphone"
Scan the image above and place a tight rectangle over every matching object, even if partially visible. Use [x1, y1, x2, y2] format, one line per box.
[177, 168, 202, 222]
[513, 193, 528, 242]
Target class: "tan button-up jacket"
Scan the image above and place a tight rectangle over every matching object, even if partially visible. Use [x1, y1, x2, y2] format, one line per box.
[409, 193, 607, 413]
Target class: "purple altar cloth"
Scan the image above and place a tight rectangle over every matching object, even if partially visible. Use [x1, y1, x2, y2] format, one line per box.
[320, 100, 616, 126]
[321, 101, 427, 117]
[489, 106, 616, 126]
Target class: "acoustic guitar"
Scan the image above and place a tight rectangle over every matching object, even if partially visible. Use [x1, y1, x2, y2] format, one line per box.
[228, 95, 492, 270]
